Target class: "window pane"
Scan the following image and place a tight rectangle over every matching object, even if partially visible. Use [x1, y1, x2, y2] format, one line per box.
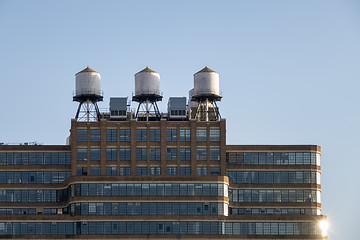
[180, 148, 191, 161]
[120, 167, 130, 176]
[90, 167, 101, 176]
[106, 148, 117, 161]
[197, 167, 207, 176]
[166, 167, 177, 176]
[179, 129, 190, 142]
[136, 148, 147, 161]
[77, 149, 87, 161]
[90, 148, 101, 161]
[150, 148, 161, 161]
[166, 129, 177, 142]
[210, 148, 220, 161]
[106, 129, 117, 142]
[166, 148, 177, 161]
[149, 129, 161, 142]
[136, 167, 147, 176]
[119, 129, 131, 142]
[136, 129, 147, 142]
[210, 167, 220, 176]
[119, 148, 131, 161]
[77, 129, 87, 142]
[150, 167, 161, 176]
[209, 129, 220, 141]
[196, 129, 207, 142]
[180, 167, 191, 176]
[106, 167, 117, 176]
[197, 148, 207, 161]
[90, 129, 100, 142]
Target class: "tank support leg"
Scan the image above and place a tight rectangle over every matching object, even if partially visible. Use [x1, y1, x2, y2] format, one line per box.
[75, 101, 84, 120]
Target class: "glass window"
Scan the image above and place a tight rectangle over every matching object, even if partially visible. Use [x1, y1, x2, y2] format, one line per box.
[119, 148, 131, 161]
[210, 167, 220, 176]
[106, 148, 117, 161]
[179, 129, 190, 142]
[196, 128, 207, 142]
[90, 129, 100, 142]
[209, 129, 220, 141]
[166, 148, 177, 161]
[180, 148, 191, 161]
[210, 148, 220, 161]
[106, 167, 117, 176]
[77, 167, 87, 176]
[119, 129, 131, 142]
[90, 167, 101, 176]
[150, 148, 161, 161]
[136, 167, 147, 176]
[77, 129, 87, 142]
[120, 167, 130, 176]
[166, 129, 177, 142]
[77, 148, 87, 161]
[136, 148, 147, 161]
[149, 129, 160, 142]
[90, 148, 101, 161]
[166, 167, 177, 176]
[180, 167, 191, 176]
[106, 129, 117, 142]
[197, 167, 207, 176]
[136, 129, 147, 142]
[150, 167, 161, 176]
[197, 148, 207, 161]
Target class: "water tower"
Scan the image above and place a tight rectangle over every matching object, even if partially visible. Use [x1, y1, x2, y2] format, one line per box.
[132, 67, 163, 121]
[191, 66, 222, 121]
[73, 67, 103, 121]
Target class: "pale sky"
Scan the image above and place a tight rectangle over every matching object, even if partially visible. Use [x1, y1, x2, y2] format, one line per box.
[1, 0, 359, 239]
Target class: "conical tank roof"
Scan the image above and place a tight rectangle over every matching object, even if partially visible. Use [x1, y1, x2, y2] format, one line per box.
[136, 67, 158, 74]
[76, 66, 98, 75]
[194, 66, 217, 75]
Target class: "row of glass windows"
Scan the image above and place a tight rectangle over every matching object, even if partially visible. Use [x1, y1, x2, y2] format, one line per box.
[68, 202, 226, 216]
[73, 183, 227, 197]
[0, 189, 65, 202]
[226, 171, 320, 184]
[0, 208, 57, 215]
[77, 147, 220, 161]
[78, 166, 194, 177]
[224, 222, 319, 235]
[0, 171, 71, 184]
[78, 128, 220, 143]
[229, 189, 320, 203]
[0, 208, 36, 215]
[226, 152, 320, 165]
[0, 221, 320, 235]
[0, 152, 71, 165]
[0, 182, 227, 202]
[230, 208, 320, 215]
[0, 222, 74, 235]
[0, 207, 320, 216]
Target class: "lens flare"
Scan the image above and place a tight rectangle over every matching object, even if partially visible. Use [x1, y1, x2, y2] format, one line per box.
[319, 220, 328, 237]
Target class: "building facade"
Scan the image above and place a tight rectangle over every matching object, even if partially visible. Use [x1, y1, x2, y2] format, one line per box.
[0, 67, 327, 239]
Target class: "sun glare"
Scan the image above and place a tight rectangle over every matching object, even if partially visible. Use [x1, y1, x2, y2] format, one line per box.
[319, 220, 328, 237]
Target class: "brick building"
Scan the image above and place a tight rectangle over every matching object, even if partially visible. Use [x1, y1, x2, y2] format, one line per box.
[0, 67, 327, 239]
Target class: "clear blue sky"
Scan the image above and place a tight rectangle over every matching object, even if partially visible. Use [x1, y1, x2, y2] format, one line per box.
[1, 0, 359, 239]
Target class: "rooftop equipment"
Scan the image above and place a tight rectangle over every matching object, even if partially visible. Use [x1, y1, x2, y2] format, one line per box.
[191, 66, 222, 121]
[132, 67, 163, 121]
[168, 97, 187, 120]
[109, 97, 128, 120]
[73, 67, 103, 121]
